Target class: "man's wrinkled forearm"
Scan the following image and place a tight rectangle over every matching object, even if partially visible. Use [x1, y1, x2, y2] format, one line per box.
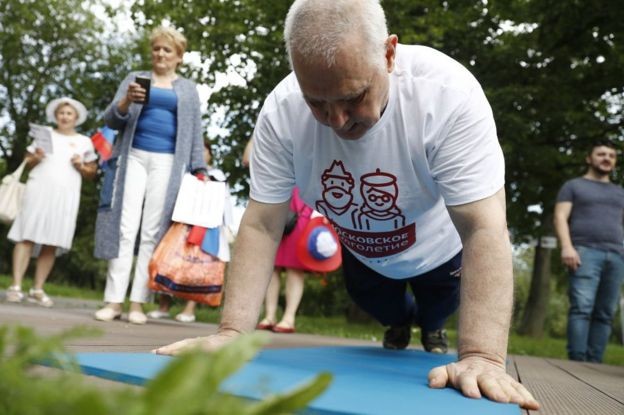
[457, 228, 512, 367]
[218, 209, 284, 334]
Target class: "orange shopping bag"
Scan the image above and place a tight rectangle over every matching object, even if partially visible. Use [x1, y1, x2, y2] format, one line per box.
[148, 222, 224, 306]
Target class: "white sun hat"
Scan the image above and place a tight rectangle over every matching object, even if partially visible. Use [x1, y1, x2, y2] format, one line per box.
[46, 97, 88, 126]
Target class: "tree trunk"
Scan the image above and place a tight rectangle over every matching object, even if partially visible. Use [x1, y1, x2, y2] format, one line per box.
[518, 217, 554, 337]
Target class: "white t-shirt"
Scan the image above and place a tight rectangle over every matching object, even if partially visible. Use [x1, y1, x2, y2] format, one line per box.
[250, 45, 505, 279]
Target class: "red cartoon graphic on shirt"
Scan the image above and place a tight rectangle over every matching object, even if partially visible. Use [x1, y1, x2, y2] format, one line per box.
[315, 160, 359, 225]
[354, 169, 405, 231]
[316, 161, 416, 259]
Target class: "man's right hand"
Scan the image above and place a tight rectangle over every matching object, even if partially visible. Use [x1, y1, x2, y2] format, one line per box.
[153, 199, 290, 357]
[153, 330, 241, 356]
[561, 246, 581, 271]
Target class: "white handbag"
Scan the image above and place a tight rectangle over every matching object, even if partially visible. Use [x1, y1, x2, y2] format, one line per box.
[0, 160, 27, 224]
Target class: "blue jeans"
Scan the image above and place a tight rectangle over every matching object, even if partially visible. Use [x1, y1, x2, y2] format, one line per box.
[567, 246, 624, 362]
[342, 248, 461, 332]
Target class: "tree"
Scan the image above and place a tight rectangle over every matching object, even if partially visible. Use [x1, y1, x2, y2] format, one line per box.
[131, 0, 292, 197]
[130, 1, 624, 327]
[391, 0, 623, 336]
[0, 0, 142, 285]
[487, 0, 624, 336]
[0, 0, 136, 166]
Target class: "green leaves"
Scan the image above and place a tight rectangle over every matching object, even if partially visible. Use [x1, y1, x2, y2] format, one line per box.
[142, 332, 331, 415]
[131, 0, 293, 198]
[0, 0, 141, 168]
[0, 326, 332, 415]
[143, 333, 267, 414]
[248, 372, 332, 415]
[0, 0, 143, 283]
[0, 326, 111, 415]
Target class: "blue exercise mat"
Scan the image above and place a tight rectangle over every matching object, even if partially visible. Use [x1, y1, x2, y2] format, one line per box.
[74, 346, 519, 415]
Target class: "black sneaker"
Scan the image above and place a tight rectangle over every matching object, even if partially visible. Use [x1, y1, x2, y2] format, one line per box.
[382, 324, 411, 350]
[421, 329, 448, 354]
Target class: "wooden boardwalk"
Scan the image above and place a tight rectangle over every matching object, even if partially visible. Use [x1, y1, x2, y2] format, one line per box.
[1, 298, 622, 415]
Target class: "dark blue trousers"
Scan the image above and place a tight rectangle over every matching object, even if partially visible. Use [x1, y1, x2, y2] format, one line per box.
[342, 248, 462, 331]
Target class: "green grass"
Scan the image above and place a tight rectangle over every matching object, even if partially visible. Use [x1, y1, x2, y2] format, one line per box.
[2, 274, 623, 365]
[293, 317, 624, 366]
[508, 333, 624, 366]
[0, 274, 101, 300]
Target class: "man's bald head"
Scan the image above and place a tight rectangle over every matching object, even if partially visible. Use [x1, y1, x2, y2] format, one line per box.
[284, 0, 389, 70]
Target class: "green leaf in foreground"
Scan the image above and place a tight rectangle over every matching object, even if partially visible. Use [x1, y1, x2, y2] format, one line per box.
[0, 326, 332, 415]
[143, 332, 332, 415]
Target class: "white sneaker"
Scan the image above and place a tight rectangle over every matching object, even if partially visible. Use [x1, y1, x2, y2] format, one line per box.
[6, 286, 24, 303]
[27, 289, 54, 307]
[128, 311, 147, 325]
[94, 306, 122, 321]
[175, 313, 196, 323]
[147, 310, 171, 319]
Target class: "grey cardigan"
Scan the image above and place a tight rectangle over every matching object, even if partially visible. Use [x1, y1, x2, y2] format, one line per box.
[94, 71, 206, 260]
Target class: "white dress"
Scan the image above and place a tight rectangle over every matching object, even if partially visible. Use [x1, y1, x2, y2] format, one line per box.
[8, 128, 97, 256]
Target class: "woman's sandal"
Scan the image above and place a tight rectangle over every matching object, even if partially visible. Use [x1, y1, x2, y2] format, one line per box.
[272, 321, 295, 334]
[256, 319, 275, 330]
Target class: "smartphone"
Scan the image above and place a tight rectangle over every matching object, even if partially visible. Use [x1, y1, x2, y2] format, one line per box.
[135, 76, 151, 105]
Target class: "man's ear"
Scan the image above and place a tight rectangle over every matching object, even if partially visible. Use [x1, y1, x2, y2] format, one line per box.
[385, 35, 399, 73]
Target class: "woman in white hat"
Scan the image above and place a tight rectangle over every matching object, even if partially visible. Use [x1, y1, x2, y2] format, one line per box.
[5, 97, 97, 307]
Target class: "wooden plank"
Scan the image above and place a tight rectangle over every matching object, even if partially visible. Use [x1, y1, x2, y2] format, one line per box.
[506, 356, 530, 415]
[546, 358, 624, 403]
[581, 361, 624, 378]
[0, 303, 378, 351]
[514, 355, 623, 415]
[506, 355, 520, 381]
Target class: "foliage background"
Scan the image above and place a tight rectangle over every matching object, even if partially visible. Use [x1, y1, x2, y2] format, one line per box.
[0, 0, 622, 339]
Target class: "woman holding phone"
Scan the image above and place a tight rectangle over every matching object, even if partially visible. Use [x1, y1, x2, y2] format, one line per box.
[93, 26, 206, 324]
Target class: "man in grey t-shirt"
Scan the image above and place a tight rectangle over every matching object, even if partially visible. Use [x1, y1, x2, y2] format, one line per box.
[554, 140, 624, 362]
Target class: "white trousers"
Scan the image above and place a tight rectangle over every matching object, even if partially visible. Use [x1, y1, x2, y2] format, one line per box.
[104, 148, 174, 303]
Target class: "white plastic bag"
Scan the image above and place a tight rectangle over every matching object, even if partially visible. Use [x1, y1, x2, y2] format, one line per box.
[171, 173, 226, 228]
[0, 160, 27, 224]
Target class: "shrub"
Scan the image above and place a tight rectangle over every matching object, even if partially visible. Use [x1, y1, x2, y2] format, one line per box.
[0, 326, 331, 415]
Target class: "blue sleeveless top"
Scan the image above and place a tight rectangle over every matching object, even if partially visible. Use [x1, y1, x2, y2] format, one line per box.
[132, 87, 178, 153]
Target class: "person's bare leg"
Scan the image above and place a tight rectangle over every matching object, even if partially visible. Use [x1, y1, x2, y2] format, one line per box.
[104, 303, 123, 312]
[181, 300, 196, 316]
[130, 301, 144, 313]
[158, 295, 172, 312]
[33, 245, 56, 290]
[11, 241, 33, 288]
[275, 268, 305, 329]
[147, 295, 173, 319]
[259, 269, 281, 325]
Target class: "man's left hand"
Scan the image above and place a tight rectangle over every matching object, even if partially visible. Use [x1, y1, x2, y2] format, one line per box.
[428, 356, 540, 410]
